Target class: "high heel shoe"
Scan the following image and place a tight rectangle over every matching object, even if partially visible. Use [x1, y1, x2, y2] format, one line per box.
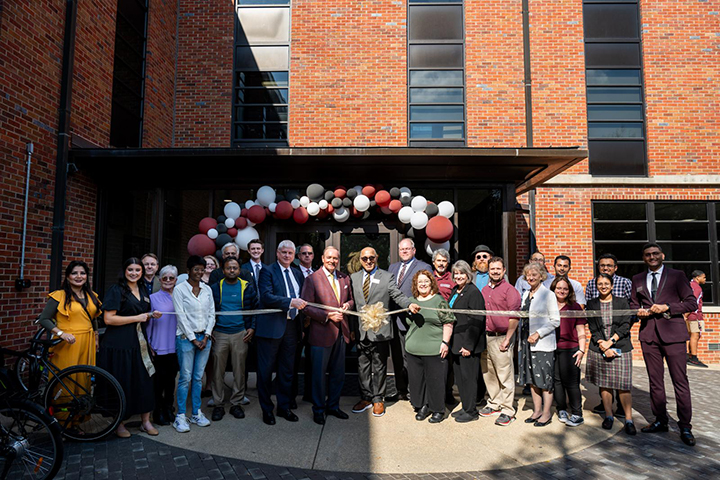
[525, 415, 540, 424]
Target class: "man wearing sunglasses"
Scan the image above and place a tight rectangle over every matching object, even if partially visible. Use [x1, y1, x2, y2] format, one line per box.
[471, 245, 494, 290]
[351, 247, 420, 417]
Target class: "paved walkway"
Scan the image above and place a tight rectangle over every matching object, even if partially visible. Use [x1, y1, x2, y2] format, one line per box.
[56, 365, 720, 479]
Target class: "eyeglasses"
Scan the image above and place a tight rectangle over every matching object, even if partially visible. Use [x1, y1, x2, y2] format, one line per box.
[475, 254, 491, 259]
[161, 276, 176, 281]
[361, 256, 376, 262]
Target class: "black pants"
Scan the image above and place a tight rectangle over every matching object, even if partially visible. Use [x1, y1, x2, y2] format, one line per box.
[256, 322, 298, 414]
[357, 338, 390, 403]
[452, 353, 480, 415]
[554, 348, 582, 416]
[406, 353, 447, 414]
[389, 325, 409, 395]
[291, 334, 312, 401]
[153, 353, 178, 412]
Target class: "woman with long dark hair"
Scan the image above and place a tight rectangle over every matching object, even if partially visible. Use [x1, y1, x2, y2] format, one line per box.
[98, 257, 161, 438]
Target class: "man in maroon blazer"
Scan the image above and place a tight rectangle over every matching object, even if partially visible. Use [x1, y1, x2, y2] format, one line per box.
[301, 246, 355, 425]
[630, 243, 697, 446]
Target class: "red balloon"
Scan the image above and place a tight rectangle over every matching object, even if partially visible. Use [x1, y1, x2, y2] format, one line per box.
[426, 216, 454, 243]
[351, 206, 363, 218]
[389, 199, 402, 213]
[199, 217, 216, 234]
[375, 190, 391, 207]
[317, 208, 329, 219]
[333, 187, 346, 199]
[362, 184, 376, 198]
[240, 208, 248, 218]
[326, 204, 334, 214]
[275, 200, 293, 220]
[188, 234, 216, 257]
[227, 228, 238, 237]
[247, 205, 267, 224]
[293, 206, 309, 224]
[234, 217, 248, 229]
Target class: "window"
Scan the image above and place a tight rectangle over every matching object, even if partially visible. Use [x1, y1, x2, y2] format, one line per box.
[593, 201, 720, 305]
[233, 1, 290, 147]
[408, 0, 465, 147]
[109, 0, 149, 148]
[583, 0, 646, 176]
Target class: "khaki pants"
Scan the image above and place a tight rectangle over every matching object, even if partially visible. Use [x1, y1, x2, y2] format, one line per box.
[482, 334, 516, 417]
[211, 330, 249, 408]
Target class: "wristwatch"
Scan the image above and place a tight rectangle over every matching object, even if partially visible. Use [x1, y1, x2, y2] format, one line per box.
[55, 330, 64, 337]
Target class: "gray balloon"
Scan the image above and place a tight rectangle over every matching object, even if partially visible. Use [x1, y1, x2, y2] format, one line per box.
[406, 228, 416, 239]
[400, 196, 411, 206]
[215, 233, 232, 247]
[307, 183, 325, 201]
[390, 187, 401, 198]
[346, 189, 358, 199]
[331, 197, 343, 208]
[324, 191, 335, 201]
[342, 197, 352, 207]
[216, 224, 228, 234]
[370, 200, 377, 208]
[426, 203, 439, 218]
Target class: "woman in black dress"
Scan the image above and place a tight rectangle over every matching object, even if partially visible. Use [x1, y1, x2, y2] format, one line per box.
[99, 258, 161, 437]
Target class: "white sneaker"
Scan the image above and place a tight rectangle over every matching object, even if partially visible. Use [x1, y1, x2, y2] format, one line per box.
[240, 396, 251, 405]
[207, 398, 215, 407]
[189, 411, 211, 427]
[558, 410, 569, 423]
[566, 414, 584, 427]
[173, 414, 190, 433]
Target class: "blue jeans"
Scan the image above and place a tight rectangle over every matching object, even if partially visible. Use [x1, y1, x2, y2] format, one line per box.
[176, 334, 212, 416]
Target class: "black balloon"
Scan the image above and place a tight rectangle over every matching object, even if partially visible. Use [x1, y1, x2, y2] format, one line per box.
[331, 197, 342, 208]
[286, 189, 300, 200]
[307, 183, 325, 201]
[426, 203, 439, 218]
[275, 194, 286, 202]
[400, 196, 411, 206]
[215, 249, 222, 260]
[217, 215, 227, 224]
[346, 189, 358, 199]
[324, 190, 335, 201]
[389, 187, 401, 198]
[216, 224, 228, 234]
[215, 233, 232, 247]
[342, 197, 352, 207]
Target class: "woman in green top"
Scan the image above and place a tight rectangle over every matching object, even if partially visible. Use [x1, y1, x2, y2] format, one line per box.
[405, 269, 456, 423]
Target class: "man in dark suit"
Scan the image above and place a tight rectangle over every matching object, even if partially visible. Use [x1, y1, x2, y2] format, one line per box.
[387, 238, 432, 401]
[241, 238, 268, 298]
[300, 247, 354, 424]
[630, 242, 697, 446]
[256, 240, 307, 425]
[351, 246, 419, 417]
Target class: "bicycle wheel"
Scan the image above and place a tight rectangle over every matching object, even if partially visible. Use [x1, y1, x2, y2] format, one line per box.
[0, 399, 64, 480]
[44, 365, 126, 441]
[13, 356, 48, 399]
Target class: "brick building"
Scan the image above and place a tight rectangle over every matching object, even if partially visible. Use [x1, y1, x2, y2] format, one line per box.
[0, 0, 717, 361]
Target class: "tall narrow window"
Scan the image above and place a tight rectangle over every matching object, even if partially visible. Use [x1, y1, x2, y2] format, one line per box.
[583, 0, 647, 175]
[233, 0, 290, 147]
[408, 0, 466, 147]
[110, 0, 149, 148]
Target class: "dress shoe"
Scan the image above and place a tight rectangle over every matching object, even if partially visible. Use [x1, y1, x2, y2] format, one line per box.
[372, 402, 385, 417]
[428, 412, 445, 424]
[386, 393, 409, 402]
[326, 409, 349, 420]
[687, 356, 709, 368]
[313, 412, 325, 425]
[262, 411, 276, 425]
[602, 417, 614, 430]
[229, 405, 245, 419]
[534, 418, 552, 427]
[277, 409, 299, 422]
[680, 428, 696, 446]
[140, 424, 159, 436]
[290, 399, 298, 409]
[415, 405, 430, 421]
[352, 400, 373, 413]
[624, 421, 637, 436]
[641, 421, 669, 433]
[211, 406, 225, 421]
[454, 411, 479, 423]
[525, 415, 540, 424]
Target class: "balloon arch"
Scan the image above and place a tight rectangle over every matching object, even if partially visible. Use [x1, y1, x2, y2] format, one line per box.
[188, 184, 456, 258]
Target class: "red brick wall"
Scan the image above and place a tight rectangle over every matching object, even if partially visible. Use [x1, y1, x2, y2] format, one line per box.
[174, 0, 234, 147]
[143, 0, 178, 148]
[465, 0, 526, 146]
[290, 1, 406, 146]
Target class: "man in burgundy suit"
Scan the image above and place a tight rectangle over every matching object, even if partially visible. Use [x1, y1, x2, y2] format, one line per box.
[630, 243, 697, 446]
[301, 246, 355, 425]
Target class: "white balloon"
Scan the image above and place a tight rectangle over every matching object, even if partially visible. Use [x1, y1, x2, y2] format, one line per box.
[207, 228, 218, 240]
[234, 226, 259, 251]
[333, 207, 350, 223]
[424, 238, 451, 256]
[399, 187, 412, 198]
[398, 206, 414, 224]
[255, 200, 262, 206]
[256, 186, 276, 207]
[318, 200, 328, 209]
[411, 195, 427, 212]
[410, 211, 429, 230]
[224, 217, 235, 228]
[300, 196, 310, 207]
[353, 194, 370, 212]
[437, 201, 455, 218]
[307, 202, 320, 216]
[291, 199, 301, 209]
[246, 220, 256, 227]
[268, 202, 277, 213]
[244, 200, 255, 210]
[223, 202, 241, 220]
[380, 206, 392, 215]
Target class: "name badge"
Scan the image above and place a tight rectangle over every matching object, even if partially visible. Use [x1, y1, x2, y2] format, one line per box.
[371, 279, 380, 284]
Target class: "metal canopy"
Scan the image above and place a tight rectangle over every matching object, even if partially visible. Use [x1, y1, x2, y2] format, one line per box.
[71, 146, 586, 194]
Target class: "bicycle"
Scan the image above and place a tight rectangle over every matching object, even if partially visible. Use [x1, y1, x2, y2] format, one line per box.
[8, 329, 126, 441]
[0, 355, 64, 479]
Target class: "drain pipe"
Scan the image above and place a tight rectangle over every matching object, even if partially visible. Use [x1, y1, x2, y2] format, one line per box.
[15, 143, 34, 291]
[49, 0, 78, 291]
[521, 0, 537, 254]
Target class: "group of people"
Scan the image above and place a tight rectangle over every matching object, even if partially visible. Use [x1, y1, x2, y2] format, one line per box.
[37, 237, 702, 446]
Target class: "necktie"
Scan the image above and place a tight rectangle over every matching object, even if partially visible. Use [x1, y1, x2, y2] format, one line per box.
[363, 273, 371, 302]
[254, 264, 260, 287]
[651, 272, 658, 302]
[329, 273, 340, 302]
[285, 269, 297, 319]
[397, 263, 407, 285]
